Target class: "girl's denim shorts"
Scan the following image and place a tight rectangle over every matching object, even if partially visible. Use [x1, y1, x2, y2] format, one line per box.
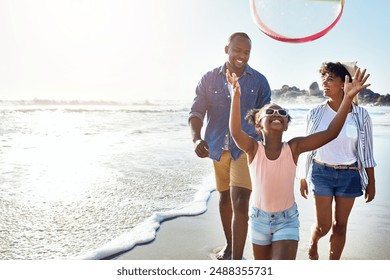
[310, 161, 363, 197]
[249, 202, 300, 246]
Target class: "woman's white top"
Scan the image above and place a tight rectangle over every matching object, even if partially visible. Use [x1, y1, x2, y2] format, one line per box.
[314, 103, 358, 165]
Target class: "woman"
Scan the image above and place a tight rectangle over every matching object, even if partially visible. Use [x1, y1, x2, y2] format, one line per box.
[299, 62, 376, 260]
[227, 66, 370, 260]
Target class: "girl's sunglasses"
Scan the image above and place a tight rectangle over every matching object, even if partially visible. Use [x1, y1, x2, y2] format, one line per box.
[264, 108, 288, 117]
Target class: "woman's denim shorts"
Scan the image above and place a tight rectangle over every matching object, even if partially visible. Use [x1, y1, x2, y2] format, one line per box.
[249, 203, 300, 246]
[310, 161, 363, 197]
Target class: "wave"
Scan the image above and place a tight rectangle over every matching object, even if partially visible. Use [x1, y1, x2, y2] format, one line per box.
[74, 183, 215, 260]
[0, 104, 190, 114]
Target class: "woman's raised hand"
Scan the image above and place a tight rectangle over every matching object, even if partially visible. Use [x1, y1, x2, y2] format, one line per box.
[344, 68, 371, 99]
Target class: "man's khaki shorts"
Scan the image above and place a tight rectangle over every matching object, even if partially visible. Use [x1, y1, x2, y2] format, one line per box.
[212, 150, 252, 192]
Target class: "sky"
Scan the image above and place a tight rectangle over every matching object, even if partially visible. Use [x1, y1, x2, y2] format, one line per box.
[0, 0, 389, 102]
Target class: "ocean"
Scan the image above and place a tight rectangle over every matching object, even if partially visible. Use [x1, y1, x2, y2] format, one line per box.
[1, 100, 389, 260]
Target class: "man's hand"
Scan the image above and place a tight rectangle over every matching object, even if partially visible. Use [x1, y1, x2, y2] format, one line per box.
[194, 139, 210, 158]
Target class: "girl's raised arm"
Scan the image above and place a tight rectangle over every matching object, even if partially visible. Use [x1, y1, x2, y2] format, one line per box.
[227, 69, 257, 160]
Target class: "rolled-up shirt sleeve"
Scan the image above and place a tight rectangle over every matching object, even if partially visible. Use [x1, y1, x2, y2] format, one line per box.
[188, 76, 207, 124]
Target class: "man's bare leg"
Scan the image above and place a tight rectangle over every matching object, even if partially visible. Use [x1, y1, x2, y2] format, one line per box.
[231, 186, 251, 260]
[217, 189, 232, 260]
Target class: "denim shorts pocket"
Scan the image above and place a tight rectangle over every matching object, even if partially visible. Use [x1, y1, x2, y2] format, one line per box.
[287, 209, 299, 220]
[312, 161, 326, 173]
[249, 207, 259, 219]
[286, 209, 300, 228]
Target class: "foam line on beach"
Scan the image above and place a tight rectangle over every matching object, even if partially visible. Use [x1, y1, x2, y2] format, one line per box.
[74, 184, 216, 260]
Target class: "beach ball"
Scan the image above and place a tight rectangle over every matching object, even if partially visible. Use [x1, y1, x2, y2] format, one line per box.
[249, 0, 345, 43]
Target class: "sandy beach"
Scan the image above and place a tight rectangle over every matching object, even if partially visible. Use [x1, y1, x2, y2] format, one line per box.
[116, 135, 390, 261]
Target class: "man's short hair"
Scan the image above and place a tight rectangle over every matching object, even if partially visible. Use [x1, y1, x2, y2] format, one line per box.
[228, 32, 251, 45]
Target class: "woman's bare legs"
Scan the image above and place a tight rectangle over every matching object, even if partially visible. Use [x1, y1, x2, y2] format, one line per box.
[309, 195, 355, 259]
[309, 195, 333, 259]
[328, 196, 355, 260]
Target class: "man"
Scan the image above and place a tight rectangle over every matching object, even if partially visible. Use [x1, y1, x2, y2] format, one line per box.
[189, 32, 271, 260]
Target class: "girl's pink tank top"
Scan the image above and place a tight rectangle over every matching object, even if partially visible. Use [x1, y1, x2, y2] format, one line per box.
[249, 142, 296, 212]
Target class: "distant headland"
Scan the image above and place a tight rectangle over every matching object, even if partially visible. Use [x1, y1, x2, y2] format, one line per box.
[272, 82, 390, 106]
[1, 83, 389, 106]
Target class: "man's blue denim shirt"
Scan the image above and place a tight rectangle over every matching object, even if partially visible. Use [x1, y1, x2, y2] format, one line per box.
[189, 64, 271, 161]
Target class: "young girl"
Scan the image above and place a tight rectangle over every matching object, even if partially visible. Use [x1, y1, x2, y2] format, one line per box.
[227, 67, 370, 260]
